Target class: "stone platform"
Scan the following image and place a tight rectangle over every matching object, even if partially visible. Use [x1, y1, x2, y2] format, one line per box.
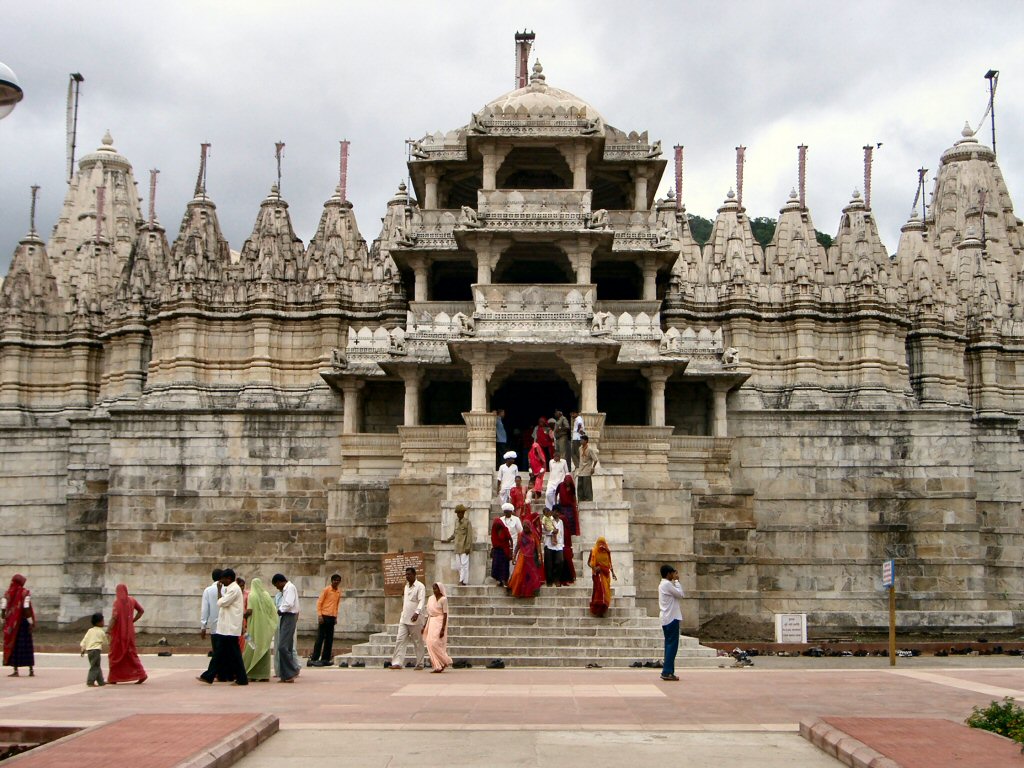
[339, 585, 719, 668]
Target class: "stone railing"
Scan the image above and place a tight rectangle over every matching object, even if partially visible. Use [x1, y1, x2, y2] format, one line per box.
[471, 190, 593, 230]
[340, 433, 402, 478]
[473, 283, 594, 316]
[398, 425, 468, 477]
[407, 302, 476, 338]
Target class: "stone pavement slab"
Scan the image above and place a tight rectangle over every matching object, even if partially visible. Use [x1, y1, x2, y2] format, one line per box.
[6, 713, 277, 768]
[808, 717, 1023, 768]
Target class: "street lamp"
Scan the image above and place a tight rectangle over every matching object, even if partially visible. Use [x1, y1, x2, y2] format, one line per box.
[0, 61, 23, 120]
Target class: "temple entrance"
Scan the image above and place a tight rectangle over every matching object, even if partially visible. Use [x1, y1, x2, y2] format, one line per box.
[491, 371, 577, 460]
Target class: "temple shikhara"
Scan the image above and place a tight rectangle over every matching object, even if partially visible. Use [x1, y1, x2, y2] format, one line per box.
[1, 35, 1022, 656]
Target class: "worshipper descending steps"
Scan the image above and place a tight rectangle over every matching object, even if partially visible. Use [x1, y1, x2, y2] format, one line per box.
[588, 538, 616, 617]
[2, 574, 34, 677]
[421, 583, 452, 673]
[490, 505, 515, 588]
[107, 584, 147, 684]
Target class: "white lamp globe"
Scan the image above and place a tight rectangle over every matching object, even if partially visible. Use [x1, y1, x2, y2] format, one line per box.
[0, 62, 24, 120]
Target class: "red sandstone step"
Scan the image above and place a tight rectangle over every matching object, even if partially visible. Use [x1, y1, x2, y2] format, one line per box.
[7, 713, 278, 768]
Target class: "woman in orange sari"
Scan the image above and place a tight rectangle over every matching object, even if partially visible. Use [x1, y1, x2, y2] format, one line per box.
[587, 538, 615, 617]
[422, 583, 452, 673]
[108, 584, 147, 684]
[509, 515, 544, 598]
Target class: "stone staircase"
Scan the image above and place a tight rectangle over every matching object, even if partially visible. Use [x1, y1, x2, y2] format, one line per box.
[338, 584, 720, 668]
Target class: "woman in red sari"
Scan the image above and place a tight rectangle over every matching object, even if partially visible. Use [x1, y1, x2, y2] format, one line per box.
[508, 516, 544, 598]
[587, 538, 615, 617]
[108, 584, 147, 684]
[2, 574, 34, 676]
[556, 475, 580, 585]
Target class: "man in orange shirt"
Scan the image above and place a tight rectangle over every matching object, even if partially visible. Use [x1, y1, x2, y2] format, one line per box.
[309, 574, 342, 667]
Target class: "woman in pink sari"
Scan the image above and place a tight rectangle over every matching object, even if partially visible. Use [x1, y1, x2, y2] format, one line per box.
[108, 584, 147, 684]
[421, 583, 452, 673]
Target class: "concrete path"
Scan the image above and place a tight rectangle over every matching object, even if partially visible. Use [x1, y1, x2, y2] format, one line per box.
[2, 654, 1022, 766]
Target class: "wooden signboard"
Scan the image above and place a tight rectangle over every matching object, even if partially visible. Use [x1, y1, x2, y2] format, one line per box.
[382, 551, 425, 596]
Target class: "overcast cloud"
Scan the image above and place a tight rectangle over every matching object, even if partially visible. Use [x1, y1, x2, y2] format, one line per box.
[1, 1, 1022, 275]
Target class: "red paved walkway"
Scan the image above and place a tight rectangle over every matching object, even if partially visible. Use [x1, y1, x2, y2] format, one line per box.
[823, 717, 1023, 768]
[8, 713, 275, 768]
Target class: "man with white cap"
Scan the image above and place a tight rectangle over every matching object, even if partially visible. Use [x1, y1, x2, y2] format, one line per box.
[499, 503, 523, 581]
[496, 451, 519, 505]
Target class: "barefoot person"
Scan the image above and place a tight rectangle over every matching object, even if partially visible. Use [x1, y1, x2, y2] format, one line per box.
[107, 584, 147, 684]
[422, 583, 452, 673]
[2, 574, 34, 677]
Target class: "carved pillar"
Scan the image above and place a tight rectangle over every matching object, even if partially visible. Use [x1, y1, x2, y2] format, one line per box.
[476, 234, 494, 286]
[423, 166, 440, 210]
[341, 379, 364, 434]
[642, 255, 658, 301]
[642, 366, 670, 427]
[709, 380, 730, 437]
[401, 368, 423, 426]
[573, 145, 588, 191]
[632, 168, 649, 211]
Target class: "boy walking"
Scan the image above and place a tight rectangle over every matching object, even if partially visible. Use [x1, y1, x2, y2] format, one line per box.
[80, 612, 107, 687]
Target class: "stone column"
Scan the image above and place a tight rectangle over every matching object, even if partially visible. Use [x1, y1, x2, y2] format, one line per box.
[401, 369, 424, 426]
[423, 166, 439, 210]
[642, 366, 670, 427]
[709, 380, 730, 438]
[341, 379, 364, 433]
[642, 255, 658, 301]
[633, 168, 649, 211]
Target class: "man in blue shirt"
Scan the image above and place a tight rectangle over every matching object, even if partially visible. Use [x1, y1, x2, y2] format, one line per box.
[495, 408, 507, 470]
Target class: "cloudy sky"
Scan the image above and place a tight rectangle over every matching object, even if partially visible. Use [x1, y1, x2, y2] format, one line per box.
[0, 1, 1021, 274]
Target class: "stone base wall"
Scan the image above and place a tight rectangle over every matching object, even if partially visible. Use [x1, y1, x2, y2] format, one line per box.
[97, 408, 343, 633]
[0, 424, 70, 626]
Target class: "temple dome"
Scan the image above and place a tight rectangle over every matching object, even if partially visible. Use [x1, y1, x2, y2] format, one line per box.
[478, 61, 602, 121]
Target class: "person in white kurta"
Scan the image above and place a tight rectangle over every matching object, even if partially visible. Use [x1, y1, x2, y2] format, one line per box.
[545, 451, 569, 510]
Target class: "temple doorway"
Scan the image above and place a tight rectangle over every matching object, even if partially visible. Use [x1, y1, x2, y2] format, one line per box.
[491, 371, 577, 460]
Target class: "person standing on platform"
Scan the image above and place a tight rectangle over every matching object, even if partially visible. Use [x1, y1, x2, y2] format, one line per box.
[272, 573, 300, 683]
[242, 578, 277, 681]
[490, 508, 514, 588]
[545, 449, 569, 510]
[495, 409, 508, 470]
[575, 435, 599, 502]
[389, 567, 426, 670]
[200, 568, 223, 657]
[310, 573, 342, 667]
[496, 451, 519, 505]
[107, 584, 147, 684]
[444, 505, 473, 586]
[79, 612, 107, 687]
[552, 409, 570, 469]
[658, 564, 685, 682]
[2, 574, 34, 677]
[199, 569, 247, 685]
[570, 411, 585, 469]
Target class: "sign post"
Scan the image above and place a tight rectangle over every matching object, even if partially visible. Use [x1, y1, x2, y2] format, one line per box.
[882, 559, 895, 666]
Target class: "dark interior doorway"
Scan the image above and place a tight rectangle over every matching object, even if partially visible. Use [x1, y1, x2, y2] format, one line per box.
[492, 372, 577, 460]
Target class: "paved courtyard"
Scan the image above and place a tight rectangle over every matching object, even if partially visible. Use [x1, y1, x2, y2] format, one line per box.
[1, 654, 1022, 766]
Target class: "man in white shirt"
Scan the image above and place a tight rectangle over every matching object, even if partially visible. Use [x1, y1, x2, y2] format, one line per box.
[570, 411, 584, 469]
[545, 450, 569, 510]
[496, 451, 519, 505]
[199, 568, 222, 657]
[273, 573, 301, 682]
[390, 567, 426, 670]
[658, 564, 685, 681]
[500, 503, 524, 580]
[198, 569, 247, 685]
